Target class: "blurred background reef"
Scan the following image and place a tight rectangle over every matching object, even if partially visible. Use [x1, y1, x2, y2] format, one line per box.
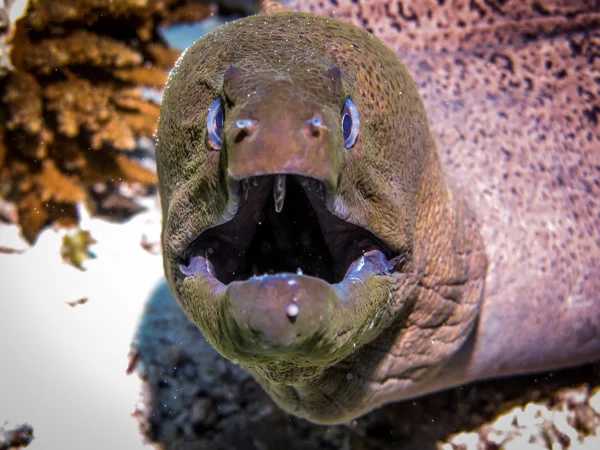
[0, 0, 255, 244]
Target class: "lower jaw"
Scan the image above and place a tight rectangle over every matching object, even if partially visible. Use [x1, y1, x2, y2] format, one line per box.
[176, 249, 395, 371]
[180, 248, 391, 300]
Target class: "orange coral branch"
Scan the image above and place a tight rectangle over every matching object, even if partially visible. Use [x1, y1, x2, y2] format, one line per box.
[23, 30, 143, 74]
[1, 0, 213, 243]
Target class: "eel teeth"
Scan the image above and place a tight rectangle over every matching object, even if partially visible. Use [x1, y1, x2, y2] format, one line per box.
[242, 179, 250, 200]
[274, 174, 286, 213]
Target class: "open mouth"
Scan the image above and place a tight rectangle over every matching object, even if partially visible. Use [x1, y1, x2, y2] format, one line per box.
[180, 175, 397, 286]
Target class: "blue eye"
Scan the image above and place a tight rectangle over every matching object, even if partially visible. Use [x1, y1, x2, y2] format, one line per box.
[207, 98, 224, 150]
[341, 98, 359, 148]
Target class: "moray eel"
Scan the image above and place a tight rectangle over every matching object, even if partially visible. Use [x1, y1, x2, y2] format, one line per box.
[156, 7, 600, 424]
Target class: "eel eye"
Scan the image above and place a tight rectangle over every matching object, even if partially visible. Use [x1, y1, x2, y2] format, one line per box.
[207, 98, 224, 150]
[341, 98, 360, 149]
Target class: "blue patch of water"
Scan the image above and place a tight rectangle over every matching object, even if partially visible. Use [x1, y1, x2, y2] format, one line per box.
[144, 15, 238, 105]
[160, 16, 234, 50]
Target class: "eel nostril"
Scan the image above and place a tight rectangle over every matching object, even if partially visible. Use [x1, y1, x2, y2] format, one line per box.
[234, 119, 258, 143]
[236, 119, 257, 129]
[306, 115, 326, 137]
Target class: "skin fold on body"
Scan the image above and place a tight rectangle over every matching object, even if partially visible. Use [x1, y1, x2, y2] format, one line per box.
[156, 3, 600, 424]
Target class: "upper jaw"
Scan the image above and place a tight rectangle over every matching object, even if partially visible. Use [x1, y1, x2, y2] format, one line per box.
[179, 173, 397, 287]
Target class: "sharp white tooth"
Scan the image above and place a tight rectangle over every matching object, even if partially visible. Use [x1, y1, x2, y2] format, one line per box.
[274, 174, 286, 213]
[205, 251, 214, 276]
[318, 182, 325, 198]
[242, 179, 250, 200]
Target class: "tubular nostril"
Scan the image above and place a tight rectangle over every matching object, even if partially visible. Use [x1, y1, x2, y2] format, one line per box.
[305, 115, 326, 137]
[234, 119, 258, 143]
[236, 119, 257, 129]
[308, 116, 322, 128]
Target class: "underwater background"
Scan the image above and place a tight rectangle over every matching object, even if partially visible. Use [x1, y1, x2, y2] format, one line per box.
[1, 1, 599, 449]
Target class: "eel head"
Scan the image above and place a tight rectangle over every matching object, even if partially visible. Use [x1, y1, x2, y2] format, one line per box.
[156, 12, 487, 423]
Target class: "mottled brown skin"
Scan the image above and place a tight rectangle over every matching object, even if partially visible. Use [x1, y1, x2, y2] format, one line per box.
[156, 5, 600, 424]
[289, 0, 600, 387]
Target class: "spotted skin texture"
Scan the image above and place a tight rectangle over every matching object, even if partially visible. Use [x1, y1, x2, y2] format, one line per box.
[286, 0, 600, 382]
[157, 10, 489, 423]
[157, 2, 600, 424]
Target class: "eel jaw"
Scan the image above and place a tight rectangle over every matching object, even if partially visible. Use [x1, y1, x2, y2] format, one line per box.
[178, 175, 399, 372]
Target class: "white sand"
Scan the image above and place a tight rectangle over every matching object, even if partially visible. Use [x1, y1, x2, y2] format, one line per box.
[0, 199, 164, 449]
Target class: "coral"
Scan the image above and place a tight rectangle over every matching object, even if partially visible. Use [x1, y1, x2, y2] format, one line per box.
[22, 30, 144, 74]
[3, 72, 43, 138]
[61, 229, 96, 270]
[0, 0, 216, 244]
[0, 423, 34, 450]
[26, 0, 179, 32]
[44, 78, 137, 150]
[160, 1, 214, 25]
[1, 1, 29, 78]
[145, 42, 181, 69]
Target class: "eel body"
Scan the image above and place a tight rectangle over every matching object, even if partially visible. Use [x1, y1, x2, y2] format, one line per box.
[156, 7, 600, 424]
